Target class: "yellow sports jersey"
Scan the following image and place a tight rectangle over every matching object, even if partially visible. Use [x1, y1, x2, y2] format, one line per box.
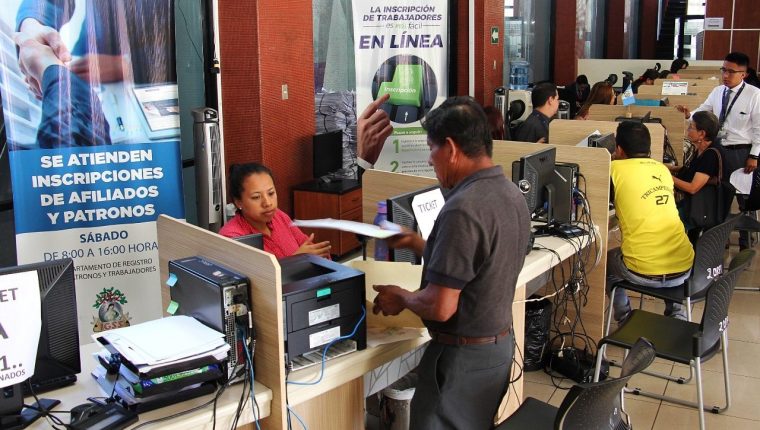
[611, 158, 694, 274]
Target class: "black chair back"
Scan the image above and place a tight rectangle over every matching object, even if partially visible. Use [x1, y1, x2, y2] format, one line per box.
[620, 337, 656, 377]
[693, 250, 753, 357]
[556, 338, 655, 429]
[686, 216, 739, 297]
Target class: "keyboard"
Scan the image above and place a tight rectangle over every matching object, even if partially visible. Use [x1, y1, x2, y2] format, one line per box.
[287, 339, 358, 372]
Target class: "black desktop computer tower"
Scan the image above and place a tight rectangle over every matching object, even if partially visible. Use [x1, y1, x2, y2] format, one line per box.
[168, 256, 251, 382]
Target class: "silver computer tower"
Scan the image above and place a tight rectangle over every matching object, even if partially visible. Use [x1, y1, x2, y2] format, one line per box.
[192, 107, 222, 232]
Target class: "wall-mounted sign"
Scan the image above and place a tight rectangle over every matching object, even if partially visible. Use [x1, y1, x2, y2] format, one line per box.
[704, 17, 724, 30]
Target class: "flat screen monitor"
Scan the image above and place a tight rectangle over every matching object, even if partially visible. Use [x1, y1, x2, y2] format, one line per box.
[386, 185, 446, 264]
[588, 133, 616, 154]
[0, 258, 79, 425]
[515, 146, 557, 220]
[233, 233, 264, 250]
[313, 130, 344, 180]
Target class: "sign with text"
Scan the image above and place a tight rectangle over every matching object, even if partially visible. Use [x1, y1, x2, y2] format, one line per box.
[0, 271, 41, 388]
[662, 81, 689, 96]
[704, 17, 724, 30]
[411, 188, 445, 240]
[352, 0, 449, 177]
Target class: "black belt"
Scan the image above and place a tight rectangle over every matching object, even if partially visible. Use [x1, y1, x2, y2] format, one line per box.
[429, 328, 511, 346]
[723, 144, 752, 150]
[628, 269, 689, 281]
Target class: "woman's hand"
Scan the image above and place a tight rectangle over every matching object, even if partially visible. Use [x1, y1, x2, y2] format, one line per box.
[296, 233, 331, 258]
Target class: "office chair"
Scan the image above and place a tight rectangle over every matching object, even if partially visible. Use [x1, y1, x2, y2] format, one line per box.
[604, 216, 738, 385]
[594, 249, 754, 430]
[605, 215, 739, 335]
[733, 213, 760, 291]
[496, 338, 655, 430]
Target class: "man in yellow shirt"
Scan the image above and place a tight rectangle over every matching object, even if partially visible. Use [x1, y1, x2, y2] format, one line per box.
[609, 121, 695, 321]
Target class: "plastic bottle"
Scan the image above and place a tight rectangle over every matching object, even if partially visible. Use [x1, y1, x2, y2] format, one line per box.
[373, 201, 389, 261]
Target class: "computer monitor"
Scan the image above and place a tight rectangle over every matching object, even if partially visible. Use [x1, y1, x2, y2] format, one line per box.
[588, 133, 616, 154]
[233, 233, 264, 250]
[615, 111, 662, 124]
[0, 258, 79, 427]
[514, 146, 557, 222]
[313, 130, 344, 181]
[386, 185, 446, 264]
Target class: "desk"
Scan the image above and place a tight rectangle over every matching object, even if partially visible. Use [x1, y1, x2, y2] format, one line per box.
[26, 343, 272, 430]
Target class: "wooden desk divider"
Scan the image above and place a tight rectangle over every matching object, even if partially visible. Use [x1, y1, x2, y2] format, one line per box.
[587, 105, 687, 163]
[157, 215, 287, 430]
[547, 119, 664, 163]
[362, 142, 611, 341]
[491, 143, 611, 341]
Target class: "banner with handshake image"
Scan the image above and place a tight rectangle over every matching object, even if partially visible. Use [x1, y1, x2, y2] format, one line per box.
[0, 1, 184, 341]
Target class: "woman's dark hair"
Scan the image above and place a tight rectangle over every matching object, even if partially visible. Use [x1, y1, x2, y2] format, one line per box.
[577, 81, 614, 118]
[670, 58, 689, 73]
[690, 111, 720, 143]
[228, 163, 274, 200]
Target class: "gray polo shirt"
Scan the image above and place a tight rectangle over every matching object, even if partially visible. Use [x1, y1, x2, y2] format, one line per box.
[421, 165, 531, 337]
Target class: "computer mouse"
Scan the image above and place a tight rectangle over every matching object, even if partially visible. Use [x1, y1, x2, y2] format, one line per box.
[70, 402, 103, 424]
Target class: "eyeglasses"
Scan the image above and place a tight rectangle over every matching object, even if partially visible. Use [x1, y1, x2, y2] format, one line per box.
[720, 67, 747, 75]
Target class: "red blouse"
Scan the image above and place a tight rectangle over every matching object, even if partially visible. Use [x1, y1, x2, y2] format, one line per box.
[219, 210, 308, 259]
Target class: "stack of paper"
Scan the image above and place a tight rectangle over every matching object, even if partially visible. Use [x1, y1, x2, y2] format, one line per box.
[92, 316, 229, 372]
[91, 316, 230, 410]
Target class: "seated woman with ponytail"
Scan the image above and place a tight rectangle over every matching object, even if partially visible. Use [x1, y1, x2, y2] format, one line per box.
[219, 163, 331, 259]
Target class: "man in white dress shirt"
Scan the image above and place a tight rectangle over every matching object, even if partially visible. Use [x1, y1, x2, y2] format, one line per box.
[677, 52, 760, 249]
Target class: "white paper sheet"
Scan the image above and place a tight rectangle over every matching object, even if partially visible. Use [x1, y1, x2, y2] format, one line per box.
[730, 168, 753, 195]
[0, 271, 41, 388]
[411, 188, 445, 240]
[293, 218, 402, 239]
[92, 315, 227, 365]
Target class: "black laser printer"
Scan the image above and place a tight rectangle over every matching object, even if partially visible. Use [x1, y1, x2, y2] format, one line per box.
[279, 254, 366, 371]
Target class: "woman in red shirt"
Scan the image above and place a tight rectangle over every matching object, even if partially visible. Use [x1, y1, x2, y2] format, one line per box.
[219, 163, 331, 259]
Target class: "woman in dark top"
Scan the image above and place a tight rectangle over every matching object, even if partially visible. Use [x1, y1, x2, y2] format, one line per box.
[672, 111, 724, 243]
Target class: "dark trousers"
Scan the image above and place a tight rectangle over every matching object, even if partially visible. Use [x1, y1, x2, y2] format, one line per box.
[410, 334, 514, 430]
[722, 145, 755, 249]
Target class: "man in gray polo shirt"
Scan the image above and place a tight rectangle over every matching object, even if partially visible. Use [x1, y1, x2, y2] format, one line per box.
[373, 96, 531, 429]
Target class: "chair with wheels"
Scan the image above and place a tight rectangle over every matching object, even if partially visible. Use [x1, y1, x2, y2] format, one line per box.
[593, 249, 754, 430]
[495, 337, 655, 430]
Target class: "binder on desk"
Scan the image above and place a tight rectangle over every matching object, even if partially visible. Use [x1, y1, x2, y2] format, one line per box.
[95, 338, 226, 379]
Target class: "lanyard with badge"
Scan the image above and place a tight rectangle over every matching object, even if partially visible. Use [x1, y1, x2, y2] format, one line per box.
[717, 83, 745, 140]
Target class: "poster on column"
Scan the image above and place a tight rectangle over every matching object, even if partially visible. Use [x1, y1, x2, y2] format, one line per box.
[0, 0, 183, 341]
[352, 0, 448, 176]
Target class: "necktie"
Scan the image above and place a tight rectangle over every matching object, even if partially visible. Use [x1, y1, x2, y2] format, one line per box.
[719, 87, 731, 126]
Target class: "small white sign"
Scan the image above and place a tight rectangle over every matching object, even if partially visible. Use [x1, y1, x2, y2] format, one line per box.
[704, 17, 724, 30]
[309, 304, 340, 327]
[662, 81, 689, 96]
[411, 188, 446, 240]
[309, 326, 341, 349]
[0, 271, 41, 388]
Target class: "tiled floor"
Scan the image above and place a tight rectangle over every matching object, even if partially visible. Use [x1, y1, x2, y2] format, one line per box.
[523, 240, 760, 429]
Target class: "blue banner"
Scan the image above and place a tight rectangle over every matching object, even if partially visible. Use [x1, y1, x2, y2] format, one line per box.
[10, 143, 184, 233]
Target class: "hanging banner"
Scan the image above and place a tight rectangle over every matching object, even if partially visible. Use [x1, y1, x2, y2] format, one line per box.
[352, 0, 448, 177]
[0, 1, 183, 341]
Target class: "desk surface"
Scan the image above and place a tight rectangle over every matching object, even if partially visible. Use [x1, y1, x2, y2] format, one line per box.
[26, 343, 272, 430]
[25, 232, 590, 430]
